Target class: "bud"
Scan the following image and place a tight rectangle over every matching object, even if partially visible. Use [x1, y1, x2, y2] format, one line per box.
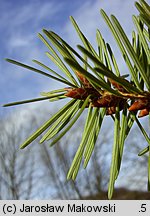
[75, 71, 92, 88]
[109, 78, 128, 93]
[65, 88, 88, 99]
[128, 99, 149, 111]
[97, 95, 119, 107]
[138, 108, 150, 118]
[106, 106, 116, 115]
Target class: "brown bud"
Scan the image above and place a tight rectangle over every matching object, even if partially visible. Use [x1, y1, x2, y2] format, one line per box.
[128, 99, 149, 111]
[109, 78, 127, 93]
[138, 108, 150, 118]
[91, 101, 102, 107]
[65, 88, 88, 100]
[97, 95, 119, 107]
[106, 107, 116, 115]
[75, 71, 92, 88]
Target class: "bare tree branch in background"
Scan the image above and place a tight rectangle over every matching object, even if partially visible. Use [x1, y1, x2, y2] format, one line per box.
[0, 106, 149, 199]
[0, 111, 37, 199]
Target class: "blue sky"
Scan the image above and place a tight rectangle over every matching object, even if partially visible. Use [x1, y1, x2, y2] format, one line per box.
[1, 0, 138, 114]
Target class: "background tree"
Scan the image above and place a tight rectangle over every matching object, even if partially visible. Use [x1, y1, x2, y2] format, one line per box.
[0, 111, 36, 199]
[0, 105, 149, 199]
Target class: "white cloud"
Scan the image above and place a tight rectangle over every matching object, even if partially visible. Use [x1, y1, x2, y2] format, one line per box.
[1, 1, 62, 56]
[1, 1, 62, 30]
[1, 0, 64, 104]
[8, 35, 33, 48]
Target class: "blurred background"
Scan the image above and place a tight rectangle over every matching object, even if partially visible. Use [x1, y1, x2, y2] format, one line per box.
[0, 0, 150, 199]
